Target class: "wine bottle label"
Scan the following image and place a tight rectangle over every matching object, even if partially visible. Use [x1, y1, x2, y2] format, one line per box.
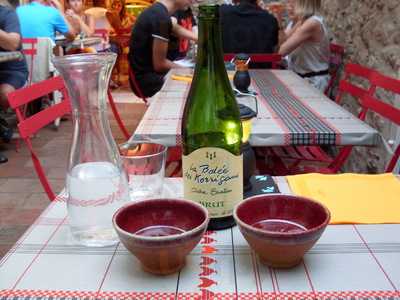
[183, 147, 243, 218]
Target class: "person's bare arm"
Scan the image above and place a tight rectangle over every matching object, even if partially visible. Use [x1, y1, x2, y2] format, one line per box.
[0, 30, 20, 51]
[279, 19, 320, 56]
[152, 38, 179, 72]
[79, 14, 95, 37]
[278, 20, 300, 46]
[171, 17, 198, 42]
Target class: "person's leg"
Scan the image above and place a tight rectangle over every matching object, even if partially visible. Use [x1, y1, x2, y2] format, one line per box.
[0, 84, 15, 164]
[0, 83, 15, 110]
[130, 72, 165, 98]
[0, 70, 26, 163]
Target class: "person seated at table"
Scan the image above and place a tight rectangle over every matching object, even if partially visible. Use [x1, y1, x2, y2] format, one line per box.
[0, 0, 28, 163]
[167, 7, 197, 61]
[65, 0, 95, 38]
[278, 0, 330, 91]
[128, 0, 197, 98]
[219, 0, 279, 68]
[106, 0, 135, 35]
[16, 0, 76, 42]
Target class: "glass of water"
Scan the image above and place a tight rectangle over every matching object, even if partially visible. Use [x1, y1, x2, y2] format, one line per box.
[119, 142, 167, 201]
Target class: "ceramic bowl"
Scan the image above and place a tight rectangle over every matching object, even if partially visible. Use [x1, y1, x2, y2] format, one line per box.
[234, 194, 330, 268]
[113, 198, 209, 275]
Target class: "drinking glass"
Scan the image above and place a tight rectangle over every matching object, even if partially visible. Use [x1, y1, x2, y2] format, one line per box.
[120, 142, 167, 200]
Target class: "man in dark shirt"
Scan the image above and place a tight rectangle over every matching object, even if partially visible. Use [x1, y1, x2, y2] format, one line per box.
[220, 0, 279, 68]
[0, 2, 28, 163]
[128, 0, 197, 98]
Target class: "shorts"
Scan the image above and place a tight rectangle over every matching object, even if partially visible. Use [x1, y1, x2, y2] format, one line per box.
[130, 72, 165, 98]
[0, 70, 28, 89]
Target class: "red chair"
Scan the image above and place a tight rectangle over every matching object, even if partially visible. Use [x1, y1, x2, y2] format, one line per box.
[7, 76, 71, 201]
[224, 53, 282, 69]
[107, 66, 148, 140]
[21, 38, 38, 85]
[324, 43, 345, 98]
[260, 63, 377, 175]
[357, 72, 400, 172]
[335, 63, 376, 104]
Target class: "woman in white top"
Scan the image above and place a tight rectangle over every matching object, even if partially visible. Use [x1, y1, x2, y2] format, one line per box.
[279, 0, 330, 91]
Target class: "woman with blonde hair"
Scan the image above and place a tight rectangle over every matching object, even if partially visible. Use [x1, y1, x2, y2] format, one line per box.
[279, 0, 330, 91]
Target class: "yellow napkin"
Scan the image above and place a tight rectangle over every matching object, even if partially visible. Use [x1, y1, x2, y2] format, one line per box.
[171, 74, 193, 82]
[171, 74, 234, 83]
[287, 173, 400, 224]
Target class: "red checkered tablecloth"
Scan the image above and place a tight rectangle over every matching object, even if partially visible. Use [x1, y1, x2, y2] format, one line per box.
[131, 69, 379, 147]
[1, 178, 399, 300]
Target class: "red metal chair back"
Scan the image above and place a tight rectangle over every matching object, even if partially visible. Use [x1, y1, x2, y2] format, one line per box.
[324, 43, 345, 97]
[358, 72, 400, 172]
[107, 88, 130, 140]
[128, 66, 148, 105]
[21, 38, 38, 85]
[335, 63, 376, 104]
[107, 65, 148, 140]
[223, 53, 282, 69]
[7, 76, 71, 201]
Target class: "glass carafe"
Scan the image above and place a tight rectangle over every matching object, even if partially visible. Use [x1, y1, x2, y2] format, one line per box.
[53, 53, 130, 247]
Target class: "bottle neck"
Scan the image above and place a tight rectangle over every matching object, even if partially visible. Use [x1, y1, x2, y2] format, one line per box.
[196, 16, 225, 71]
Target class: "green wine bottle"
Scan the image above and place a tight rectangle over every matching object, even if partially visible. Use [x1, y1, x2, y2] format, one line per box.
[181, 4, 243, 230]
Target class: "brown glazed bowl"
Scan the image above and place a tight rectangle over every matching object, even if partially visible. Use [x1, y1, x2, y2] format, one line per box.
[234, 195, 330, 268]
[113, 198, 209, 275]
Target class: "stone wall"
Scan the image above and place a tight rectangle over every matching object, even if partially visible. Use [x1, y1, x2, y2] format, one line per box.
[322, 1, 400, 173]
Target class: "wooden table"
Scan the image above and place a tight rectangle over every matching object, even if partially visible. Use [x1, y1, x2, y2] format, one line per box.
[0, 177, 399, 300]
[130, 69, 379, 147]
[0, 51, 23, 63]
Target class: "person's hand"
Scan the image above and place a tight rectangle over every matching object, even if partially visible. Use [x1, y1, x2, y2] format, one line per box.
[66, 9, 81, 21]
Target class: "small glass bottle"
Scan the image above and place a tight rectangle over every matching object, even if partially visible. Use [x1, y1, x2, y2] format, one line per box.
[53, 53, 130, 247]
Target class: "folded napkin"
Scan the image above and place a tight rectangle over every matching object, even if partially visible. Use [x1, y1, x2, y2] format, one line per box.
[286, 173, 400, 224]
[171, 74, 193, 82]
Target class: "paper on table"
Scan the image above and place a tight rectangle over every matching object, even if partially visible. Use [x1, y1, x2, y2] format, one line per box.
[287, 173, 400, 224]
[174, 58, 195, 68]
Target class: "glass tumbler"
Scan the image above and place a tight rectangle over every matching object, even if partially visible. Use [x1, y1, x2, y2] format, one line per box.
[120, 142, 167, 200]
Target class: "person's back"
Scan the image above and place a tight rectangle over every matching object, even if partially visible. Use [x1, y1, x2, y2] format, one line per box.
[130, 2, 171, 74]
[220, 1, 279, 61]
[128, 2, 172, 97]
[128, 0, 195, 98]
[288, 15, 330, 77]
[17, 1, 72, 41]
[278, 0, 330, 91]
